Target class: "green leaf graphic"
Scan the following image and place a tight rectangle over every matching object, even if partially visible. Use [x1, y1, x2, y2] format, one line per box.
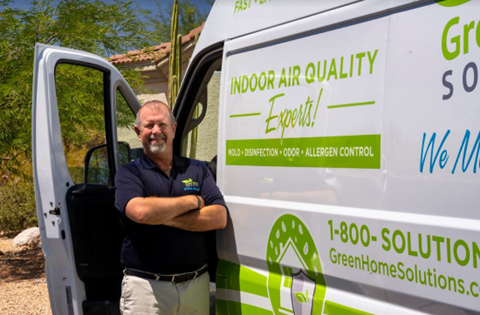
[295, 292, 307, 303]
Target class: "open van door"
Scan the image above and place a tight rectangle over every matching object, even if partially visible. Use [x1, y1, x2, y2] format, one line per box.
[32, 44, 141, 315]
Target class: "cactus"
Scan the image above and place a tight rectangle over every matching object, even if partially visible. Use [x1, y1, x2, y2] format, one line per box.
[168, 0, 181, 108]
[168, 0, 199, 158]
[189, 105, 199, 158]
[187, 35, 200, 158]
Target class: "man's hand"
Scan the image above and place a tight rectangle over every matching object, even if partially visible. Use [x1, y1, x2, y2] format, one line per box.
[125, 195, 205, 225]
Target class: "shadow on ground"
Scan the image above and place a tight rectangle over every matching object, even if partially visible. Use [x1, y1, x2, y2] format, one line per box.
[0, 247, 45, 282]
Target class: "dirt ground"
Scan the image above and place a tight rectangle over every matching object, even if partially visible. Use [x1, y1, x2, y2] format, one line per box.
[0, 237, 52, 315]
[0, 236, 217, 315]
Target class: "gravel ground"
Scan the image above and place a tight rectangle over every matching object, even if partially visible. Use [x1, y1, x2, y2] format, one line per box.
[0, 236, 217, 315]
[0, 237, 52, 315]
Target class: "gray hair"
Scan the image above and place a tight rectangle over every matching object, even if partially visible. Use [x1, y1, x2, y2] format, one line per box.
[135, 100, 176, 129]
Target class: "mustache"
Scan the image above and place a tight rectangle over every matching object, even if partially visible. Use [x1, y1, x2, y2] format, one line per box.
[149, 134, 166, 140]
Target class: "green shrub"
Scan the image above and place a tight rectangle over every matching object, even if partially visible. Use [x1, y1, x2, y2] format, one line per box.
[0, 178, 37, 234]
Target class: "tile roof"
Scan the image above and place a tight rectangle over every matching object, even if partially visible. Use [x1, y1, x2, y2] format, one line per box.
[108, 23, 204, 65]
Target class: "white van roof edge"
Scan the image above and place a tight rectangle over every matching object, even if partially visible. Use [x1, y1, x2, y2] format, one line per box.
[192, 0, 425, 60]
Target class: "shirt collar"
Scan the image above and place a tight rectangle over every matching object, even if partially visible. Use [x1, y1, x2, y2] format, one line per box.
[140, 153, 189, 172]
[139, 153, 157, 170]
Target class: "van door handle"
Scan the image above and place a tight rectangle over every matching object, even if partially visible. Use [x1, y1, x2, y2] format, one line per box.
[49, 207, 60, 215]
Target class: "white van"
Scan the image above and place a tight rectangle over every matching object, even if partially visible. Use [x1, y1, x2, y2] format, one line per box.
[33, 0, 480, 314]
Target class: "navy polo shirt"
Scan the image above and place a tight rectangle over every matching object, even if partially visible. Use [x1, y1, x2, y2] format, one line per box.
[114, 153, 226, 274]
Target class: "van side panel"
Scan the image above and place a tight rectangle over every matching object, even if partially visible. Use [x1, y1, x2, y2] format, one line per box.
[217, 1, 480, 315]
[381, 2, 480, 312]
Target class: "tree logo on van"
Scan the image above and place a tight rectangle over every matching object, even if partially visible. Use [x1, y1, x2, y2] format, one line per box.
[435, 0, 470, 6]
[266, 214, 326, 315]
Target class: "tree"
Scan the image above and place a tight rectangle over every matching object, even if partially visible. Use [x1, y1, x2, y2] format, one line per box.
[148, 0, 211, 44]
[0, 0, 155, 174]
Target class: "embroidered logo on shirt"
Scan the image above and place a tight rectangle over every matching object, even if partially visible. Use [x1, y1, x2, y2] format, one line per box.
[182, 178, 200, 191]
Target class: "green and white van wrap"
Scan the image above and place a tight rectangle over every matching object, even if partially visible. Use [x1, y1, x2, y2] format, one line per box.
[217, 214, 374, 315]
[215, 1, 480, 314]
[266, 215, 325, 315]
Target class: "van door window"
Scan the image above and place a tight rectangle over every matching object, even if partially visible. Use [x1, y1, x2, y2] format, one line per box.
[54, 63, 106, 184]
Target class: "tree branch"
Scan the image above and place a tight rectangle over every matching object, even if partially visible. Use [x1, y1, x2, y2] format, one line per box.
[1, 149, 29, 162]
[43, 32, 58, 44]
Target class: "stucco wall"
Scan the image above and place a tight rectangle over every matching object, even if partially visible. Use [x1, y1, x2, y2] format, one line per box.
[190, 71, 220, 162]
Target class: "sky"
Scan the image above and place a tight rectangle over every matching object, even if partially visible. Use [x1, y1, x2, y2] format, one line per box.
[7, 0, 214, 45]
[113, 0, 213, 16]
[8, 0, 213, 15]
[5, 0, 214, 55]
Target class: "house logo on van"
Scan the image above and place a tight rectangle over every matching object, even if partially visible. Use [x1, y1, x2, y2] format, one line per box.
[182, 178, 200, 191]
[266, 214, 326, 315]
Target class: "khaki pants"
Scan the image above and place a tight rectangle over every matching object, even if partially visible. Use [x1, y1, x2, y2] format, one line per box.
[120, 270, 210, 315]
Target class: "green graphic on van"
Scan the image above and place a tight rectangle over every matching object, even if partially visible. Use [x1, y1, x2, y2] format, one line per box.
[295, 289, 310, 303]
[226, 135, 381, 169]
[266, 214, 326, 315]
[435, 0, 470, 7]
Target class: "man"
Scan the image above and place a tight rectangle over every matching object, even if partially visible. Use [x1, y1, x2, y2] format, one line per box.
[114, 100, 227, 315]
